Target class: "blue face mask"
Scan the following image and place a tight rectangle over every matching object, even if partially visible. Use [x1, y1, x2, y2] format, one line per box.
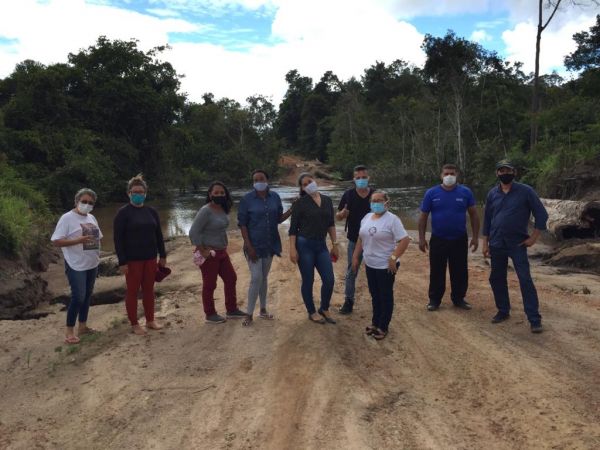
[355, 178, 369, 189]
[130, 193, 146, 205]
[254, 182, 268, 192]
[370, 202, 386, 214]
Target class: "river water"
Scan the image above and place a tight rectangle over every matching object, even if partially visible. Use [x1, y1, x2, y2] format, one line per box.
[92, 184, 484, 252]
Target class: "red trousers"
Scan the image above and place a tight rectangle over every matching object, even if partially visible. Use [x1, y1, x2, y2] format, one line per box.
[199, 250, 237, 316]
[125, 259, 157, 325]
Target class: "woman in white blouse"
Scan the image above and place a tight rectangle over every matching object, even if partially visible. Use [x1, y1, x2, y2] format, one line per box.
[352, 191, 409, 340]
[51, 188, 102, 344]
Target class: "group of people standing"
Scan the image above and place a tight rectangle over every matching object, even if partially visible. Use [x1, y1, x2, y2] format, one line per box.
[51, 158, 548, 345]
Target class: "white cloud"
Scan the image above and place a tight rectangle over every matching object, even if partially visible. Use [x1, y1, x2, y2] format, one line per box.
[502, 13, 597, 74]
[2, 0, 596, 106]
[0, 0, 425, 105]
[0, 0, 199, 78]
[470, 29, 493, 43]
[167, 0, 425, 104]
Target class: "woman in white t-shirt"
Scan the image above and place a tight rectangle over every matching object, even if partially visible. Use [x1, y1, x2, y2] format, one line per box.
[352, 191, 410, 340]
[51, 188, 103, 344]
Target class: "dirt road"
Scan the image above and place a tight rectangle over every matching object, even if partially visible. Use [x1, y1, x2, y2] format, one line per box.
[1, 231, 600, 449]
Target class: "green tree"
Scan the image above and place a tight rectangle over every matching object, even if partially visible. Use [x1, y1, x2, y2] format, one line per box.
[276, 70, 312, 149]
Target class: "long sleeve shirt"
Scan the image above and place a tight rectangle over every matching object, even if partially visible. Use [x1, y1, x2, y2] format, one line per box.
[113, 204, 166, 266]
[483, 182, 548, 248]
[189, 204, 229, 249]
[237, 189, 283, 258]
[288, 194, 335, 240]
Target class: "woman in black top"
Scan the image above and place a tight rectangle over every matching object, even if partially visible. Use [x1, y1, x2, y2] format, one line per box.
[289, 173, 339, 324]
[113, 174, 167, 335]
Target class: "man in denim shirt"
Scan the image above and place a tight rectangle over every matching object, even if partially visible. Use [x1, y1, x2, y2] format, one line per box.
[482, 160, 549, 333]
[238, 170, 292, 325]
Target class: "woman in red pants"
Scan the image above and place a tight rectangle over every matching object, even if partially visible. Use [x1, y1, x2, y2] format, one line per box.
[189, 181, 246, 324]
[113, 174, 167, 335]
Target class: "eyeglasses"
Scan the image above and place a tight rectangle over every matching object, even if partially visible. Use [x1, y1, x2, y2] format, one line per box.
[80, 200, 95, 205]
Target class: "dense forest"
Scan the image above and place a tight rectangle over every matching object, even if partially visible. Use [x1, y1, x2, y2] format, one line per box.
[1, 17, 599, 258]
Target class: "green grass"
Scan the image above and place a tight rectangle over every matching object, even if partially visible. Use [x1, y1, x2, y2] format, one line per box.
[0, 196, 32, 255]
[0, 161, 49, 257]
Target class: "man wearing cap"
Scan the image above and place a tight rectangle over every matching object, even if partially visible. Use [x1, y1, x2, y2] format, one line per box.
[482, 160, 548, 333]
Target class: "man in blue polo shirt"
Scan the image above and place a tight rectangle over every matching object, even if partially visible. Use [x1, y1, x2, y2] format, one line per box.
[418, 164, 480, 312]
[482, 160, 548, 333]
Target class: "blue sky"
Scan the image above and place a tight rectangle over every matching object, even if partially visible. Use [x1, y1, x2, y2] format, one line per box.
[1, 0, 598, 103]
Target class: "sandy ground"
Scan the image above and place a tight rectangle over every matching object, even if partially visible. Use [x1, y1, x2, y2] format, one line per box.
[1, 228, 600, 450]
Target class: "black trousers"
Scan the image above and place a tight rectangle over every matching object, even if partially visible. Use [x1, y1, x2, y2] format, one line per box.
[428, 234, 468, 306]
[365, 266, 396, 332]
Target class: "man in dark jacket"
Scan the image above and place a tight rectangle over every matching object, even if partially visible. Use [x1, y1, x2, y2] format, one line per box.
[482, 160, 549, 333]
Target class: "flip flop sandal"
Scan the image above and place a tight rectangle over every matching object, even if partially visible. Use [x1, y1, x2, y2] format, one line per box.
[372, 330, 388, 341]
[259, 312, 274, 320]
[242, 317, 253, 327]
[64, 335, 80, 345]
[365, 326, 376, 335]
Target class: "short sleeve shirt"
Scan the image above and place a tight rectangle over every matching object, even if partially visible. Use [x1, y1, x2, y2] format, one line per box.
[420, 184, 475, 240]
[358, 212, 408, 269]
[237, 189, 283, 257]
[288, 194, 335, 240]
[51, 210, 103, 271]
[338, 188, 373, 242]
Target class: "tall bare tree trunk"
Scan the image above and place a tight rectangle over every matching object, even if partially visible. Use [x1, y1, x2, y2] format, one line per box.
[530, 0, 563, 152]
[435, 108, 441, 168]
[454, 92, 463, 170]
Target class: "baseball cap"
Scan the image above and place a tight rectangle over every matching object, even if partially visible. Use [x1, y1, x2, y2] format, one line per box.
[495, 159, 514, 170]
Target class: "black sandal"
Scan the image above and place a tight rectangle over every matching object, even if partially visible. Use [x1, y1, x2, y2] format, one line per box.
[365, 325, 376, 335]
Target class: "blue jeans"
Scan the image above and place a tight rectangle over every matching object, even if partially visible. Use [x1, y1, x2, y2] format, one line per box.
[344, 240, 363, 302]
[296, 236, 335, 315]
[365, 266, 396, 332]
[489, 246, 542, 325]
[64, 262, 98, 327]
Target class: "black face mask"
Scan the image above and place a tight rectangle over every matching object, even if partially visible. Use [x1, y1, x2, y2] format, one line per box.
[212, 196, 228, 207]
[498, 173, 515, 184]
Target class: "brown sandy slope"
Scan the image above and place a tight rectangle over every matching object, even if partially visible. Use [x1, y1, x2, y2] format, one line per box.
[278, 155, 337, 187]
[1, 231, 600, 450]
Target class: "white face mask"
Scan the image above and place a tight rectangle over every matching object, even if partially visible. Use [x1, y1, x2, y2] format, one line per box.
[253, 182, 268, 192]
[77, 202, 94, 214]
[442, 175, 457, 187]
[304, 181, 318, 195]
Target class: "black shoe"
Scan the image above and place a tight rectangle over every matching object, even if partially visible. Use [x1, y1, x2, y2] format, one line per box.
[453, 300, 472, 310]
[427, 303, 439, 312]
[530, 323, 543, 334]
[205, 314, 226, 324]
[338, 300, 354, 315]
[226, 309, 249, 319]
[491, 312, 510, 324]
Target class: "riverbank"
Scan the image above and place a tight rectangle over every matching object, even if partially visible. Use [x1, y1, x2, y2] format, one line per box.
[1, 230, 600, 449]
